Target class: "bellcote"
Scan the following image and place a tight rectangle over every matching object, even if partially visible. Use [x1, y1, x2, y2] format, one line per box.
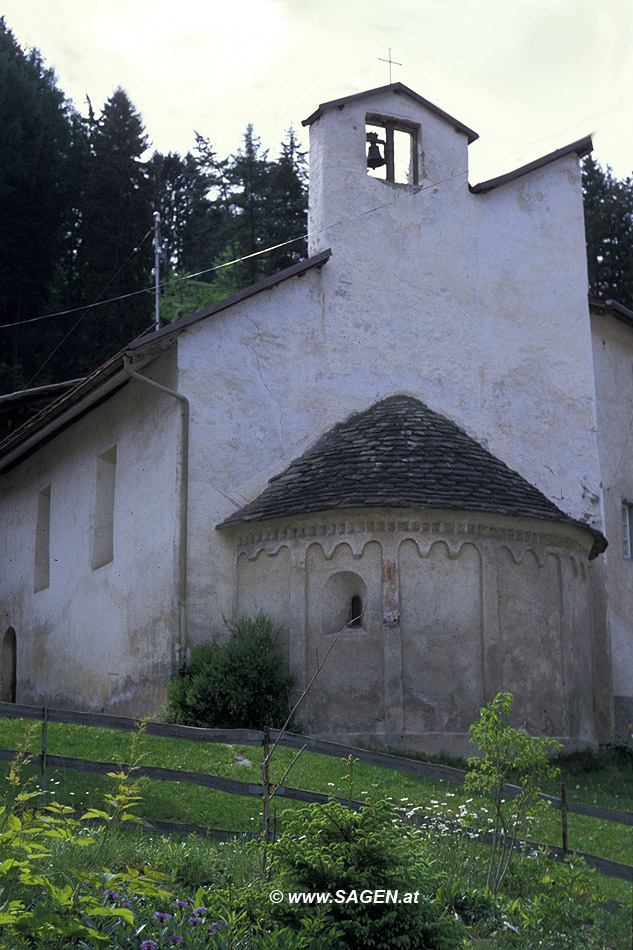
[302, 83, 477, 257]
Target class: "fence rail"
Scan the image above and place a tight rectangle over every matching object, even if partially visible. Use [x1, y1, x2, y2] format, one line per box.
[0, 701, 631, 882]
[0, 701, 630, 827]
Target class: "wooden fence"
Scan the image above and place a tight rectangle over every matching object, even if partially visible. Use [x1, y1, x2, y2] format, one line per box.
[0, 701, 630, 883]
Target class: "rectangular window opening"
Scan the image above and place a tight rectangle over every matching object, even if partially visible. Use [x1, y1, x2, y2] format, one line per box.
[622, 500, 633, 559]
[366, 116, 419, 185]
[34, 486, 51, 592]
[92, 446, 116, 570]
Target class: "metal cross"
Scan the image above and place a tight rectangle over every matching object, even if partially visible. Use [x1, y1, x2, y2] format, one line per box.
[379, 48, 402, 84]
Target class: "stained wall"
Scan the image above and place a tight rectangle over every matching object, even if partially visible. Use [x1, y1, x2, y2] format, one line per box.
[0, 353, 180, 714]
[230, 509, 601, 755]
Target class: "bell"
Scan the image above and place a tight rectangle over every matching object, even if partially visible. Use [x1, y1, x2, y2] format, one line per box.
[366, 133, 385, 169]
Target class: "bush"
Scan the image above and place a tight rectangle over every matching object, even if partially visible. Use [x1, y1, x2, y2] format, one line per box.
[167, 613, 296, 730]
[267, 799, 468, 949]
[465, 692, 562, 895]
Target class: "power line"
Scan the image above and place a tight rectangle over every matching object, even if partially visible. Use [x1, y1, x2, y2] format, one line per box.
[24, 227, 154, 388]
[0, 168, 465, 332]
[0, 127, 596, 335]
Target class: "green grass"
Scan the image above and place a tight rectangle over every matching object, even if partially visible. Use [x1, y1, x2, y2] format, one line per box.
[0, 715, 631, 909]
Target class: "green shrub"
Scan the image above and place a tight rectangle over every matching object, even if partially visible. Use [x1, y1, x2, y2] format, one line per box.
[266, 799, 468, 949]
[465, 692, 562, 895]
[167, 613, 296, 730]
[502, 856, 610, 948]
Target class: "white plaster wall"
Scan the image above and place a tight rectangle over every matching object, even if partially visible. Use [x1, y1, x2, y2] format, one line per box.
[495, 549, 566, 733]
[306, 92, 601, 525]
[179, 91, 602, 653]
[177, 271, 330, 644]
[591, 312, 633, 705]
[0, 353, 180, 715]
[236, 547, 291, 664]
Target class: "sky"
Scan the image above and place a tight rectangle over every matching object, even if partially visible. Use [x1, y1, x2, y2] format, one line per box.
[2, 0, 633, 183]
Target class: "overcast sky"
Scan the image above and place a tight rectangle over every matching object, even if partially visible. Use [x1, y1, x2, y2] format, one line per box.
[3, 0, 633, 182]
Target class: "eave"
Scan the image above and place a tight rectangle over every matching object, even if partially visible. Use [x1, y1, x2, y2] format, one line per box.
[302, 82, 479, 143]
[0, 343, 166, 474]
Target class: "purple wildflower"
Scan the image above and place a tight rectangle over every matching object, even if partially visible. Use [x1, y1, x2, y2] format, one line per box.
[168, 938, 184, 946]
[193, 906, 207, 915]
[174, 899, 189, 907]
[209, 922, 222, 933]
[188, 916, 202, 924]
[140, 942, 158, 950]
[121, 899, 133, 909]
[153, 911, 173, 921]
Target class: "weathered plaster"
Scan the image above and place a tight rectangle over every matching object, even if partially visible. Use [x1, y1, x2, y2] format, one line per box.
[0, 353, 180, 715]
[306, 92, 601, 526]
[591, 310, 633, 731]
[0, 85, 616, 748]
[223, 508, 603, 755]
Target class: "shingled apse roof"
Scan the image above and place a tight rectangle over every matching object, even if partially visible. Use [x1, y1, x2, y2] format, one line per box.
[219, 395, 606, 558]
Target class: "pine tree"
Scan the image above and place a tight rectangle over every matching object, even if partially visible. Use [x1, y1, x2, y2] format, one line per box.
[194, 125, 308, 293]
[0, 18, 78, 392]
[266, 127, 308, 273]
[66, 88, 154, 375]
[147, 150, 222, 285]
[224, 124, 272, 286]
[582, 155, 633, 309]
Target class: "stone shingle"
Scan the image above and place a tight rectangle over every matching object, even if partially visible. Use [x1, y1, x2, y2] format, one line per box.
[219, 395, 606, 556]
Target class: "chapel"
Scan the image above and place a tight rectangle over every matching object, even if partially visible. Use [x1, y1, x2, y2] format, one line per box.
[1, 82, 630, 754]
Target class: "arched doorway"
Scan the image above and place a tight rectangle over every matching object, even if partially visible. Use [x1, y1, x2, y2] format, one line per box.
[1, 628, 16, 703]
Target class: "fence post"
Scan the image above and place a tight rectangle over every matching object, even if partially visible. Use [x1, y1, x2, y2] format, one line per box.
[561, 782, 568, 859]
[40, 705, 48, 806]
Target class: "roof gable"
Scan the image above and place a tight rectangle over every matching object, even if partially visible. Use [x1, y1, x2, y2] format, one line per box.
[302, 82, 479, 143]
[128, 249, 332, 357]
[0, 251, 331, 471]
[219, 394, 605, 558]
[471, 136, 592, 194]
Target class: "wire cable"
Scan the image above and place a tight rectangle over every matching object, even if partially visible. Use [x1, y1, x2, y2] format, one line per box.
[0, 128, 595, 334]
[0, 163, 473, 332]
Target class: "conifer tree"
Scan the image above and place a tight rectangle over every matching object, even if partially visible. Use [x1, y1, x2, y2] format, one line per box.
[225, 124, 272, 286]
[266, 127, 308, 272]
[69, 88, 154, 374]
[147, 150, 223, 285]
[0, 18, 78, 392]
[193, 124, 308, 293]
[582, 155, 633, 309]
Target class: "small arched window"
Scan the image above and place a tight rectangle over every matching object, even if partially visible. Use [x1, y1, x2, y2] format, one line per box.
[349, 595, 363, 628]
[322, 571, 368, 635]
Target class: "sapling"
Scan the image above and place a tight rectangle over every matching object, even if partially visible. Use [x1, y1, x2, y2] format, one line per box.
[465, 691, 562, 895]
[259, 619, 351, 874]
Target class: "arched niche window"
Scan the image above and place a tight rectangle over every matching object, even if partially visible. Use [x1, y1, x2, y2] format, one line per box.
[1, 628, 16, 703]
[323, 571, 368, 635]
[350, 595, 363, 628]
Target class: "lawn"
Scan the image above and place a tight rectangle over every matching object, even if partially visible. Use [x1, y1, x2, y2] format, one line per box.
[0, 713, 631, 913]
